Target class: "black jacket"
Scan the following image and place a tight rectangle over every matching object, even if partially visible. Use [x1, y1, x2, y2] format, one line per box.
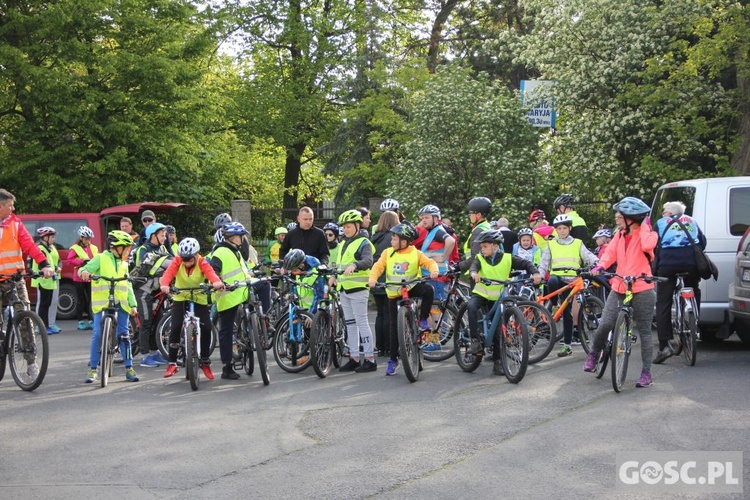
[279, 226, 330, 265]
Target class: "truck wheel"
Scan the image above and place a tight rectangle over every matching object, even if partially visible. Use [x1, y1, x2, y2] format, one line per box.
[57, 282, 78, 320]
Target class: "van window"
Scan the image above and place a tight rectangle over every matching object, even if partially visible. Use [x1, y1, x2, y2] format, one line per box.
[24, 219, 90, 249]
[729, 187, 750, 236]
[650, 186, 696, 220]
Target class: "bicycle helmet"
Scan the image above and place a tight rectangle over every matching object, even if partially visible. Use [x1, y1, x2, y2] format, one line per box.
[36, 226, 56, 237]
[221, 222, 248, 237]
[178, 237, 200, 258]
[283, 249, 306, 270]
[380, 198, 400, 212]
[553, 193, 574, 208]
[337, 209, 363, 225]
[489, 220, 500, 229]
[593, 228, 613, 239]
[613, 196, 651, 216]
[552, 214, 573, 227]
[286, 222, 298, 231]
[475, 229, 504, 244]
[213, 228, 224, 244]
[418, 204, 441, 218]
[274, 227, 288, 236]
[338, 227, 345, 237]
[390, 222, 417, 242]
[213, 212, 232, 229]
[165, 225, 176, 235]
[467, 197, 492, 216]
[107, 230, 134, 247]
[528, 209, 546, 222]
[323, 222, 340, 232]
[78, 226, 94, 238]
[517, 227, 534, 237]
[145, 222, 167, 240]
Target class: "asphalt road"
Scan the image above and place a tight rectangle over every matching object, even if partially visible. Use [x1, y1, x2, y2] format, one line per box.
[1, 318, 749, 499]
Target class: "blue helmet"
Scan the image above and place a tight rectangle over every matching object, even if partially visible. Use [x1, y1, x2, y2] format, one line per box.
[145, 222, 166, 240]
[613, 197, 650, 216]
[221, 222, 247, 236]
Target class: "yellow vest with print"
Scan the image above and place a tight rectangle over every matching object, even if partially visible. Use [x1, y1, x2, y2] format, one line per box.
[174, 256, 210, 305]
[463, 220, 491, 258]
[472, 253, 512, 301]
[548, 239, 583, 277]
[337, 237, 374, 292]
[385, 246, 421, 299]
[32, 244, 59, 289]
[213, 246, 251, 312]
[91, 252, 130, 314]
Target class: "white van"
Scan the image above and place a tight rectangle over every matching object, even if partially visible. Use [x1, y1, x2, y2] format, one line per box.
[650, 177, 750, 340]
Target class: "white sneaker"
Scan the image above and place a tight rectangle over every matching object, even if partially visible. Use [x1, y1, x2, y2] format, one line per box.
[27, 363, 39, 379]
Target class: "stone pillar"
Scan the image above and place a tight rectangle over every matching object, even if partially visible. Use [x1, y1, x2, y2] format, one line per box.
[231, 199, 252, 240]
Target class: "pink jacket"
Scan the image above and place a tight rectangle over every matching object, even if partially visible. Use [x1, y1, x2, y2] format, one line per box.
[598, 224, 657, 294]
[68, 245, 95, 283]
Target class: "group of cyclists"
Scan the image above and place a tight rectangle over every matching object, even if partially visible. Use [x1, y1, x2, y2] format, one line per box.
[0, 185, 707, 390]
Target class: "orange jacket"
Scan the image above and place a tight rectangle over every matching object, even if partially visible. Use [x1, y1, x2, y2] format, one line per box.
[160, 254, 221, 287]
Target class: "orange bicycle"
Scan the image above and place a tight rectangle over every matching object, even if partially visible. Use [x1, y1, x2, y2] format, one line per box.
[536, 267, 606, 354]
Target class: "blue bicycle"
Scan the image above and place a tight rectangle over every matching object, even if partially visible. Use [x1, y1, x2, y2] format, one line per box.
[272, 274, 316, 373]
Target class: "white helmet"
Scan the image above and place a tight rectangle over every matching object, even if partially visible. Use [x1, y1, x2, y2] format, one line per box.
[380, 198, 400, 212]
[552, 214, 573, 227]
[78, 226, 94, 238]
[178, 237, 200, 258]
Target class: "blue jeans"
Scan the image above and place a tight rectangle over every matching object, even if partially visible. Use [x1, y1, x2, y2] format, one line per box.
[89, 309, 133, 369]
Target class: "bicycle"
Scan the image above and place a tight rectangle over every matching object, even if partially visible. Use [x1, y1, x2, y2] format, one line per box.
[90, 274, 136, 388]
[130, 283, 171, 357]
[273, 274, 315, 373]
[667, 272, 699, 366]
[504, 276, 557, 364]
[536, 267, 605, 353]
[309, 266, 347, 378]
[0, 272, 48, 391]
[422, 267, 471, 362]
[453, 277, 530, 383]
[156, 300, 218, 363]
[168, 284, 215, 390]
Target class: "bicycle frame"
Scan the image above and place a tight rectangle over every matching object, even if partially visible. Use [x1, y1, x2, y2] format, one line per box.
[537, 268, 602, 322]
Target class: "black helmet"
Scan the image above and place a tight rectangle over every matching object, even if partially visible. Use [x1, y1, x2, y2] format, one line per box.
[553, 193, 573, 208]
[390, 222, 417, 243]
[467, 197, 492, 216]
[283, 249, 306, 271]
[475, 229, 504, 244]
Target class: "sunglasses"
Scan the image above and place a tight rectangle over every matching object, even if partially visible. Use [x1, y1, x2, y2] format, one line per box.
[142, 218, 154, 223]
[326, 232, 336, 238]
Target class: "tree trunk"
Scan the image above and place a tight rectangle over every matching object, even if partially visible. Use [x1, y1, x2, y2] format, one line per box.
[732, 75, 750, 176]
[283, 141, 306, 212]
[427, 0, 461, 73]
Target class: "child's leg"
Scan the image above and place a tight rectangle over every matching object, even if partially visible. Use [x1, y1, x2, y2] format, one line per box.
[388, 297, 399, 362]
[347, 290, 374, 359]
[196, 303, 212, 361]
[116, 309, 133, 367]
[168, 302, 184, 363]
[467, 294, 488, 341]
[89, 312, 103, 369]
[632, 289, 656, 372]
[413, 283, 434, 321]
[339, 292, 360, 361]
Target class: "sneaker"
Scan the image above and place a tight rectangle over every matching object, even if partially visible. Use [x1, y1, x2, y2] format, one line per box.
[87, 320, 94, 330]
[140, 354, 159, 367]
[125, 367, 139, 382]
[164, 364, 179, 378]
[77, 321, 88, 331]
[423, 342, 441, 352]
[27, 363, 39, 379]
[295, 355, 309, 366]
[418, 319, 430, 331]
[385, 359, 399, 376]
[557, 345, 572, 357]
[583, 352, 597, 372]
[635, 369, 653, 388]
[50, 324, 61, 332]
[493, 359, 504, 376]
[152, 352, 167, 365]
[221, 365, 241, 380]
[653, 347, 673, 364]
[355, 359, 377, 373]
[85, 369, 98, 383]
[571, 336, 581, 346]
[47, 325, 61, 334]
[339, 358, 360, 372]
[200, 364, 215, 380]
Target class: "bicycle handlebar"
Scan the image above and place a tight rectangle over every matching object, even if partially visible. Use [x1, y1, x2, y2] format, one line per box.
[0, 271, 52, 281]
[89, 275, 131, 283]
[598, 272, 668, 284]
[169, 284, 214, 295]
[373, 277, 432, 289]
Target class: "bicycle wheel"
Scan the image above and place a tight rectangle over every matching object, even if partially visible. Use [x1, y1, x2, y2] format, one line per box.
[272, 311, 313, 373]
[0, 329, 8, 382]
[681, 309, 697, 366]
[424, 303, 460, 362]
[251, 313, 270, 385]
[500, 306, 529, 384]
[100, 316, 115, 388]
[237, 316, 254, 376]
[310, 310, 333, 378]
[595, 346, 609, 379]
[156, 313, 171, 359]
[8, 311, 48, 391]
[611, 311, 630, 393]
[129, 315, 140, 356]
[578, 296, 604, 355]
[397, 305, 420, 382]
[331, 302, 346, 368]
[518, 300, 556, 364]
[185, 322, 200, 390]
[453, 303, 482, 373]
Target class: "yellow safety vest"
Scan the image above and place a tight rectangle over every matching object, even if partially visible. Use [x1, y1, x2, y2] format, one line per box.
[212, 246, 251, 312]
[337, 237, 374, 292]
[32, 244, 59, 289]
[329, 244, 340, 269]
[568, 210, 587, 229]
[174, 256, 210, 305]
[70, 243, 99, 275]
[472, 253, 512, 301]
[297, 270, 319, 309]
[463, 221, 491, 259]
[267, 241, 281, 263]
[385, 246, 421, 299]
[548, 239, 583, 277]
[91, 252, 130, 314]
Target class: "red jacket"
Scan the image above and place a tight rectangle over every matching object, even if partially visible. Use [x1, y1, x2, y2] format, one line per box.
[598, 224, 657, 294]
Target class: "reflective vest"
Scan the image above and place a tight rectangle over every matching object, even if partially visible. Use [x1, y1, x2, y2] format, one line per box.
[32, 244, 59, 289]
[385, 246, 421, 299]
[91, 252, 130, 314]
[134, 244, 170, 277]
[267, 241, 281, 263]
[568, 210, 587, 229]
[329, 244, 340, 269]
[212, 246, 251, 312]
[463, 221, 491, 259]
[297, 270, 319, 309]
[548, 239, 583, 277]
[472, 253, 512, 301]
[337, 237, 374, 292]
[71, 243, 99, 273]
[174, 256, 210, 305]
[421, 226, 449, 274]
[0, 221, 25, 276]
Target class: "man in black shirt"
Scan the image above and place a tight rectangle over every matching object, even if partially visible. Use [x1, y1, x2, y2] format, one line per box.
[279, 206, 330, 265]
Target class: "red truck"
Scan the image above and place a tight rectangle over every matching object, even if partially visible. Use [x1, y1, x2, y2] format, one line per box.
[18, 202, 186, 319]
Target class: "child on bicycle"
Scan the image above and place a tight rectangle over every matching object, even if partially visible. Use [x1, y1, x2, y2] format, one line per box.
[368, 222, 439, 376]
[537, 214, 599, 357]
[466, 229, 541, 372]
[587, 197, 658, 388]
[160, 238, 224, 380]
[78, 230, 139, 383]
[512, 227, 541, 267]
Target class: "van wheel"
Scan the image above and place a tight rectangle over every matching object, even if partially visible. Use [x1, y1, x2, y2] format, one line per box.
[698, 325, 723, 344]
[734, 319, 750, 345]
[57, 282, 78, 320]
